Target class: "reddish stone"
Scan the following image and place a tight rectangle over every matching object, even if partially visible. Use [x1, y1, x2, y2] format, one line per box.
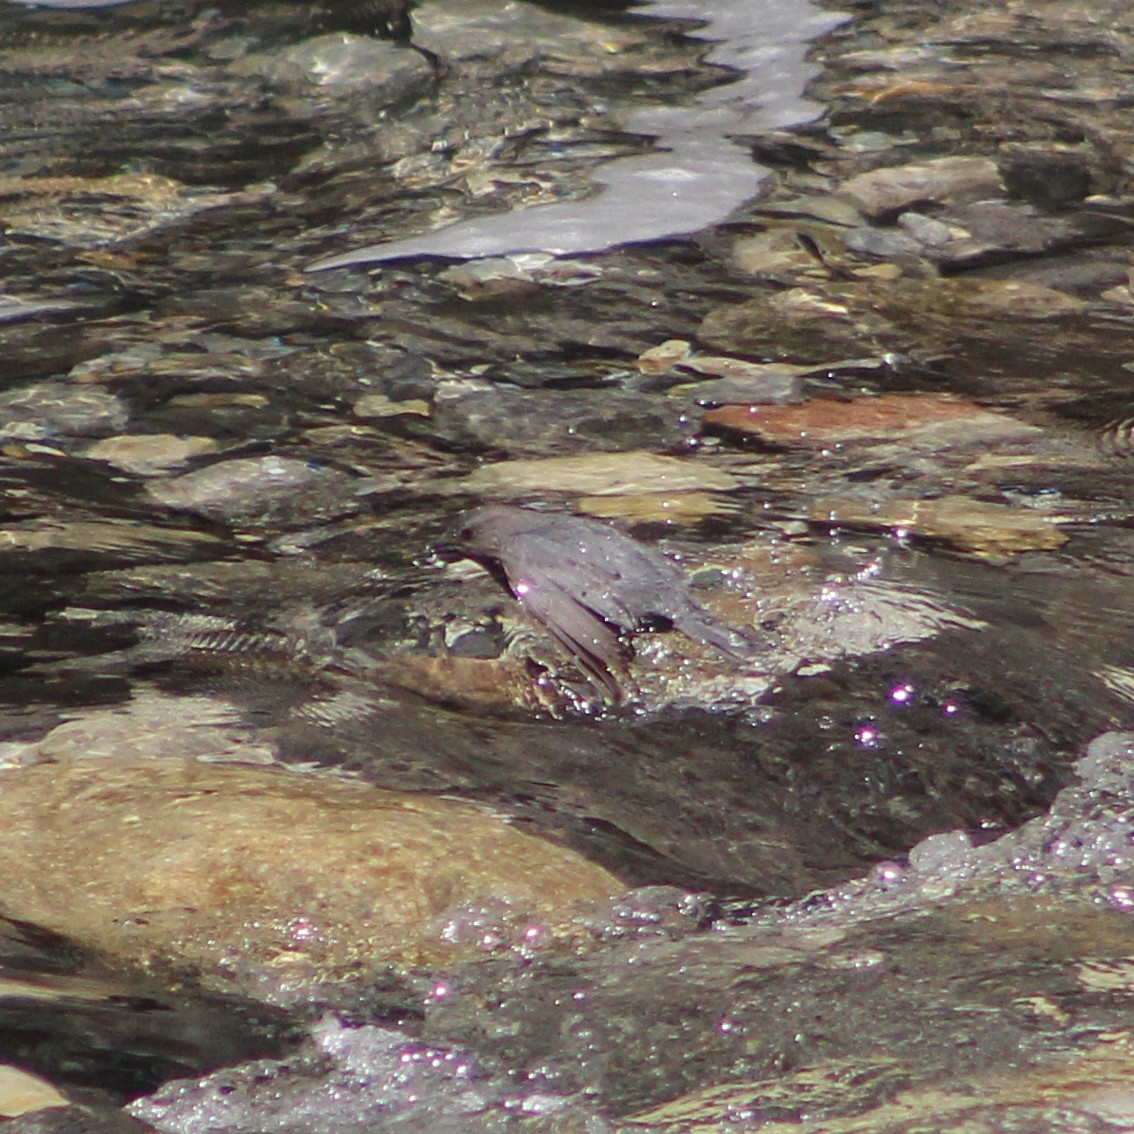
[701, 393, 1035, 449]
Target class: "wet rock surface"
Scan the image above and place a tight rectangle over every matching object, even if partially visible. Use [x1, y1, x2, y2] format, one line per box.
[0, 752, 622, 998]
[5, 0, 1134, 1128]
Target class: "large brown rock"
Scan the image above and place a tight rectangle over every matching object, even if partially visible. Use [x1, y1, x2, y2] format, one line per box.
[0, 758, 623, 1001]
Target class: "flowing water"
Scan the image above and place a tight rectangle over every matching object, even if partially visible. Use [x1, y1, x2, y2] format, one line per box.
[4, 0, 1134, 1127]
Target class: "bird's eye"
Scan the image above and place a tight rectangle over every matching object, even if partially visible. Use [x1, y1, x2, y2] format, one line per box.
[458, 527, 474, 542]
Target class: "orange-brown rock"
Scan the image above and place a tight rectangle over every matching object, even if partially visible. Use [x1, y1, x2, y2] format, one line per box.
[702, 393, 1037, 449]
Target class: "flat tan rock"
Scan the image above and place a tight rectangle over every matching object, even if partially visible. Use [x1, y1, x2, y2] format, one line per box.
[575, 491, 739, 524]
[811, 494, 1068, 561]
[83, 433, 219, 475]
[458, 450, 739, 496]
[0, 758, 622, 1000]
[0, 519, 224, 562]
[0, 1064, 68, 1118]
[636, 339, 693, 373]
[0, 172, 256, 248]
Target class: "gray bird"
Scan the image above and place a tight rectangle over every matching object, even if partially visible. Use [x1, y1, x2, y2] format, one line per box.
[455, 504, 765, 700]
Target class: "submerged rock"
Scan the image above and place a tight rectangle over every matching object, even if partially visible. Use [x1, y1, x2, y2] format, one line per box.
[702, 392, 1039, 450]
[231, 33, 431, 97]
[575, 491, 740, 524]
[0, 1065, 68, 1119]
[836, 155, 1006, 220]
[0, 757, 622, 1000]
[0, 519, 225, 571]
[0, 382, 128, 441]
[0, 172, 257, 250]
[812, 494, 1069, 562]
[145, 456, 367, 527]
[83, 434, 220, 476]
[431, 383, 688, 455]
[456, 451, 740, 497]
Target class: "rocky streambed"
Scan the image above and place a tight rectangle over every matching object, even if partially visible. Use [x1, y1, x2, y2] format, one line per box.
[4, 0, 1134, 1129]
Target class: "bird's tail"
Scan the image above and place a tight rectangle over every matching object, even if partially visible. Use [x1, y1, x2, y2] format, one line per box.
[680, 613, 769, 662]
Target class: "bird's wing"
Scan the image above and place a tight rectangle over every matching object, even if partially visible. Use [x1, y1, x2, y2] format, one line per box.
[507, 569, 628, 702]
[512, 538, 639, 632]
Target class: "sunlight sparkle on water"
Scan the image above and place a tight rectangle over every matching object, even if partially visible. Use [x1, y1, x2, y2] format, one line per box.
[1109, 885, 1134, 911]
[854, 722, 883, 748]
[870, 860, 907, 889]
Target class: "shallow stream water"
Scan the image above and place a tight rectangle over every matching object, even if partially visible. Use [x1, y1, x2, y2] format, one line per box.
[5, 0, 1134, 1128]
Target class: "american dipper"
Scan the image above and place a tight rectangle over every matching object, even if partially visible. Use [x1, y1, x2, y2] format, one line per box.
[456, 504, 764, 698]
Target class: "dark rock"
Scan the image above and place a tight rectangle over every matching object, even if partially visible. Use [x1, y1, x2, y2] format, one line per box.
[310, 0, 415, 40]
[431, 384, 689, 456]
[998, 142, 1094, 207]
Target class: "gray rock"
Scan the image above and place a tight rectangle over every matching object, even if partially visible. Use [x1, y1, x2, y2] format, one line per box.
[432, 384, 690, 455]
[897, 211, 954, 246]
[843, 225, 925, 260]
[0, 382, 128, 440]
[837, 156, 1006, 220]
[232, 33, 431, 96]
[146, 456, 364, 526]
